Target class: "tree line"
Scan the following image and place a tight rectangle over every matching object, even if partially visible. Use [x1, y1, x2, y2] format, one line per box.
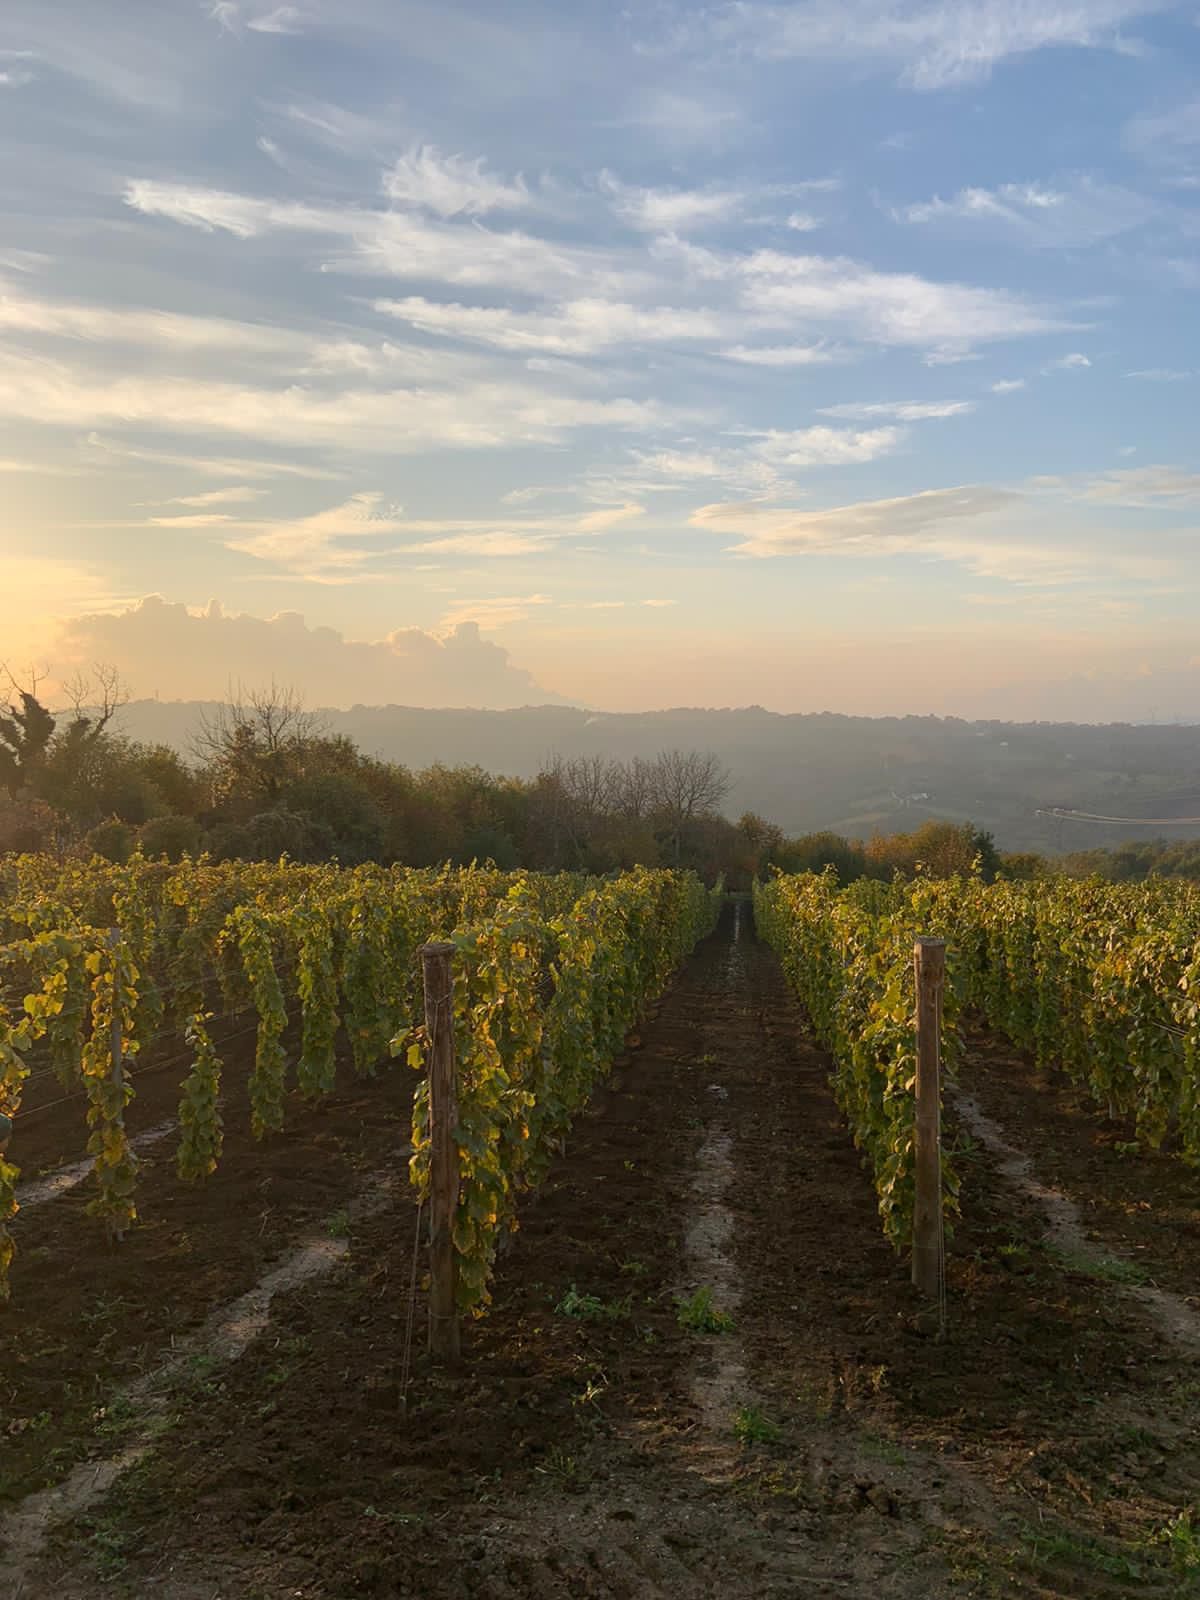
[7, 669, 1180, 885]
[0, 673, 759, 879]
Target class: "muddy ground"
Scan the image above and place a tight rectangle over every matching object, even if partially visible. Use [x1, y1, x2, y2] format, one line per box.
[3, 901, 1200, 1599]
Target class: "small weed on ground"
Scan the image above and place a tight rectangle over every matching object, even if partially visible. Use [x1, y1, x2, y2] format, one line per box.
[733, 1405, 780, 1445]
[554, 1285, 631, 1323]
[534, 1446, 581, 1485]
[1020, 1525, 1147, 1583]
[676, 1286, 734, 1333]
[1150, 1508, 1200, 1577]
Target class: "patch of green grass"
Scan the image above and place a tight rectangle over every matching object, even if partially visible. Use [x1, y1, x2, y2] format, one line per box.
[733, 1405, 780, 1445]
[619, 1258, 648, 1277]
[860, 1432, 907, 1468]
[363, 1504, 425, 1527]
[1049, 1247, 1150, 1285]
[1020, 1525, 1147, 1582]
[179, 1351, 223, 1398]
[326, 1207, 351, 1239]
[997, 1242, 1030, 1265]
[85, 1512, 139, 1581]
[1149, 1508, 1200, 1576]
[534, 1446, 581, 1484]
[92, 1394, 140, 1440]
[675, 1286, 734, 1334]
[554, 1284, 631, 1323]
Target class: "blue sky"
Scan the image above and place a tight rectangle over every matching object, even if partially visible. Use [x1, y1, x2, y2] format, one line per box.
[3, 0, 1200, 717]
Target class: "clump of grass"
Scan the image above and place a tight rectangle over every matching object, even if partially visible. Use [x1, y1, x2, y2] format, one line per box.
[554, 1284, 630, 1323]
[535, 1446, 581, 1484]
[1050, 1247, 1149, 1285]
[1150, 1508, 1200, 1575]
[675, 1285, 734, 1334]
[1020, 1526, 1146, 1582]
[733, 1405, 779, 1444]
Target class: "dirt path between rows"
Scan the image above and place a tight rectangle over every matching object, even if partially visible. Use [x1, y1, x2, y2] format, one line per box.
[10, 903, 1200, 1599]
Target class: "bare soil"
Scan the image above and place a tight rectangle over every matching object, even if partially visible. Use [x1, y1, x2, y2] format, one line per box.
[4, 902, 1200, 1599]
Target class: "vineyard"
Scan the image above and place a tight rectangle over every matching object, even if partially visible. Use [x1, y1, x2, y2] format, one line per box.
[756, 869, 1200, 1254]
[4, 857, 1200, 1599]
[0, 855, 718, 1306]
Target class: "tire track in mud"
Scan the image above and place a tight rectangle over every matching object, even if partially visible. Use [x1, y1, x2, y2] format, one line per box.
[955, 1090, 1200, 1352]
[2, 1159, 409, 1597]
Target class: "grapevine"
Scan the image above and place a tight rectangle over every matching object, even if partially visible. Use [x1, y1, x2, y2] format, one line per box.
[232, 906, 289, 1139]
[177, 1011, 224, 1182]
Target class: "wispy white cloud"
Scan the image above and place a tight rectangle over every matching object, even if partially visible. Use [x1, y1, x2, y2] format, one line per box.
[676, 0, 1168, 90]
[691, 484, 1017, 556]
[0, 278, 330, 361]
[122, 179, 631, 299]
[738, 250, 1072, 348]
[373, 294, 723, 354]
[84, 434, 346, 481]
[123, 178, 1076, 361]
[0, 349, 679, 453]
[751, 424, 904, 466]
[991, 378, 1026, 393]
[817, 399, 973, 420]
[630, 449, 724, 481]
[923, 347, 984, 366]
[1082, 465, 1200, 506]
[599, 171, 744, 232]
[382, 145, 532, 217]
[147, 511, 237, 528]
[441, 593, 553, 628]
[1044, 351, 1091, 371]
[1126, 367, 1192, 380]
[163, 485, 267, 507]
[722, 342, 844, 366]
[893, 175, 1158, 246]
[247, 5, 305, 33]
[576, 502, 645, 531]
[223, 490, 405, 577]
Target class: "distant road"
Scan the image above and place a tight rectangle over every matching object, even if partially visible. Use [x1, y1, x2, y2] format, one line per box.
[1037, 807, 1200, 826]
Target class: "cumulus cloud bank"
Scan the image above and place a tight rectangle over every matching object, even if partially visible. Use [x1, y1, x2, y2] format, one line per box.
[55, 596, 567, 710]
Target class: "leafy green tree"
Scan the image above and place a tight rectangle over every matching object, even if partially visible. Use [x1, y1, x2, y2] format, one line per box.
[137, 814, 204, 861]
[282, 773, 385, 865]
[0, 678, 56, 798]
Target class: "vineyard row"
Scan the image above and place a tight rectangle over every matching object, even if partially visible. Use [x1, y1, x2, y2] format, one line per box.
[0, 855, 720, 1304]
[755, 870, 1200, 1258]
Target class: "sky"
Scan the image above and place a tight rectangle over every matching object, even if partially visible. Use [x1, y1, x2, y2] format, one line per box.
[2, 0, 1200, 720]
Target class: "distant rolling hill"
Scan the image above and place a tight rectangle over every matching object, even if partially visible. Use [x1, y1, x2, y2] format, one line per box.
[118, 699, 1200, 855]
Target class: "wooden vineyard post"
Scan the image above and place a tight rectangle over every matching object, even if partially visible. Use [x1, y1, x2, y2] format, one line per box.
[107, 927, 131, 1243]
[108, 928, 125, 1105]
[420, 941, 461, 1364]
[911, 937, 946, 1305]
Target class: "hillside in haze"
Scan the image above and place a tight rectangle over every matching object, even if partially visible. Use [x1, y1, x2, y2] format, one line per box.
[119, 700, 1200, 856]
